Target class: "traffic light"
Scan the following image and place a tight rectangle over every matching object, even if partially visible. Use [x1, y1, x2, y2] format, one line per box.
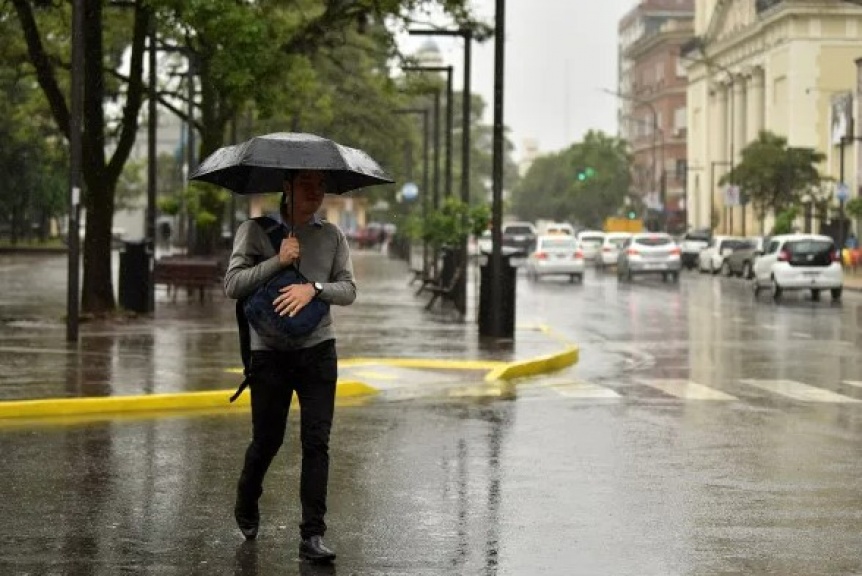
[627, 209, 637, 220]
[576, 167, 596, 182]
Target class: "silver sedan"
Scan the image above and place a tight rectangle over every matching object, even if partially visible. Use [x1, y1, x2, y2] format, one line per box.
[525, 235, 585, 283]
[617, 233, 681, 282]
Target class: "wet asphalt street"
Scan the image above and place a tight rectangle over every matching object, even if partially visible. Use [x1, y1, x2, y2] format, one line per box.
[1, 252, 862, 574]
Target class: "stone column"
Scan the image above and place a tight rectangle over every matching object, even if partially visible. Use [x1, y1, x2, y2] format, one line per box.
[747, 67, 765, 141]
[713, 83, 728, 232]
[731, 78, 747, 235]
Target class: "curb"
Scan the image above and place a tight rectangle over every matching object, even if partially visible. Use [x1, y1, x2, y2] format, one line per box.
[0, 327, 580, 422]
[0, 380, 376, 421]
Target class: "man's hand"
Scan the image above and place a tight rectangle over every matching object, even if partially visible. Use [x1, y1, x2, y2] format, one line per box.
[278, 236, 300, 266]
[274, 283, 316, 317]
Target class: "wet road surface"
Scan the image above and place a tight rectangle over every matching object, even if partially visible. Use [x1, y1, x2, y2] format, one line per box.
[1, 253, 862, 574]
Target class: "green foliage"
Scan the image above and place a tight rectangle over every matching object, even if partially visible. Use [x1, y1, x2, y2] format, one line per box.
[510, 131, 631, 228]
[846, 197, 862, 219]
[157, 196, 180, 216]
[405, 197, 491, 248]
[771, 207, 799, 235]
[721, 131, 825, 216]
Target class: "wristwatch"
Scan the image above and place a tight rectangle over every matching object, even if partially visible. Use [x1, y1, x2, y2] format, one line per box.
[313, 282, 323, 297]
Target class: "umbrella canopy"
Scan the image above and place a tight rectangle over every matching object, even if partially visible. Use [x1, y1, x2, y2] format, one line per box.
[188, 132, 394, 195]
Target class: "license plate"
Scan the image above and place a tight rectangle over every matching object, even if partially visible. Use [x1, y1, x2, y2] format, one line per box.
[643, 263, 665, 270]
[803, 272, 820, 277]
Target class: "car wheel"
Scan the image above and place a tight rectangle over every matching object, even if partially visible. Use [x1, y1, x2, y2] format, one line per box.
[811, 289, 821, 302]
[711, 261, 719, 275]
[722, 261, 732, 277]
[742, 262, 753, 279]
[671, 272, 679, 283]
[831, 288, 842, 302]
[575, 274, 583, 284]
[752, 279, 761, 297]
[772, 279, 782, 301]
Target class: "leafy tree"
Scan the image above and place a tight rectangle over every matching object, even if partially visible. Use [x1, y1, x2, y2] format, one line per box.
[511, 130, 631, 228]
[720, 131, 825, 227]
[4, 0, 480, 314]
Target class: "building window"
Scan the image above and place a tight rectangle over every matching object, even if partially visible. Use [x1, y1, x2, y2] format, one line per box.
[675, 57, 687, 78]
[674, 107, 687, 134]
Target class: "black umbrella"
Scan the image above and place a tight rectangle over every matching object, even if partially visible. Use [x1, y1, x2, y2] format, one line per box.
[188, 132, 394, 195]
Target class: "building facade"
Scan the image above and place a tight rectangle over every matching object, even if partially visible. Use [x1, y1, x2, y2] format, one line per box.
[685, 0, 862, 237]
[626, 17, 695, 231]
[618, 0, 696, 144]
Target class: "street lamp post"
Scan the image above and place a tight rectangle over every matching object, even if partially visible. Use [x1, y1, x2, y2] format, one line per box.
[403, 66, 454, 202]
[67, 0, 85, 342]
[407, 29, 474, 317]
[837, 135, 862, 253]
[393, 107, 431, 280]
[408, 29, 473, 205]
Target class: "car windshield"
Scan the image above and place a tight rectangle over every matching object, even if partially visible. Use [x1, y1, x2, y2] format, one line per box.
[505, 226, 533, 235]
[786, 240, 833, 256]
[635, 236, 672, 247]
[685, 233, 710, 242]
[541, 238, 577, 250]
[580, 236, 603, 245]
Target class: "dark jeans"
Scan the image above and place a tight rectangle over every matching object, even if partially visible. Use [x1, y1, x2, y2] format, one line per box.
[237, 339, 338, 539]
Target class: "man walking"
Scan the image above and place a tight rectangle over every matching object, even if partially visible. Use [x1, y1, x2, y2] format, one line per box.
[224, 170, 356, 563]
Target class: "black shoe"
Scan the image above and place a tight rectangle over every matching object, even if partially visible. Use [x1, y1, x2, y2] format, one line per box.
[299, 536, 336, 563]
[234, 492, 260, 540]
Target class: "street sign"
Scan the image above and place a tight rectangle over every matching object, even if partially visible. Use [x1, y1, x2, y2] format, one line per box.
[837, 183, 849, 202]
[724, 185, 740, 206]
[401, 182, 419, 201]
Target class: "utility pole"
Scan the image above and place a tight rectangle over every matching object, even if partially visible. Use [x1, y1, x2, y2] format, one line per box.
[67, 0, 85, 342]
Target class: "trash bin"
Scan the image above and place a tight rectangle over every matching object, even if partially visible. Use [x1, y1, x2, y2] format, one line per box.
[478, 248, 522, 338]
[119, 240, 151, 313]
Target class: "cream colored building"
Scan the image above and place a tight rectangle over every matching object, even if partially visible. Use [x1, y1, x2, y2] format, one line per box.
[685, 0, 862, 236]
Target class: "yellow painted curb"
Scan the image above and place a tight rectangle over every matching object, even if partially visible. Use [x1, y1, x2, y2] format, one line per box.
[0, 380, 377, 421]
[484, 346, 579, 382]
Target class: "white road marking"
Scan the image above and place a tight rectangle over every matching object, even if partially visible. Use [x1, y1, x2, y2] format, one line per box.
[551, 382, 620, 399]
[740, 379, 862, 403]
[637, 379, 737, 400]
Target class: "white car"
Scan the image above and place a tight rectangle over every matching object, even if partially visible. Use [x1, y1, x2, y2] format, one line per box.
[680, 229, 711, 270]
[698, 235, 743, 274]
[616, 233, 681, 282]
[597, 232, 632, 269]
[576, 230, 605, 261]
[752, 234, 843, 301]
[525, 235, 585, 282]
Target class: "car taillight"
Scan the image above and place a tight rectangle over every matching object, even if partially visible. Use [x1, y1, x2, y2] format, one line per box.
[626, 249, 639, 256]
[602, 246, 612, 252]
[777, 250, 791, 262]
[831, 250, 841, 263]
[670, 247, 681, 256]
[575, 250, 584, 259]
[535, 251, 548, 260]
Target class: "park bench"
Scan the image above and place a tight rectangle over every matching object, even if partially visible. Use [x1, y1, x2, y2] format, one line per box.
[423, 264, 464, 310]
[153, 257, 222, 302]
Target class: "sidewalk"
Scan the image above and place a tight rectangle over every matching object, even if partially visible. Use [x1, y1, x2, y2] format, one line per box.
[0, 250, 577, 420]
[845, 268, 862, 292]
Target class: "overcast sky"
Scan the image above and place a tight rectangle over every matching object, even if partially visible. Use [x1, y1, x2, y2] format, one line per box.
[399, 0, 638, 160]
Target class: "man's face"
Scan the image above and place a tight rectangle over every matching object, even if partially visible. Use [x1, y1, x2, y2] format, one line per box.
[283, 171, 326, 220]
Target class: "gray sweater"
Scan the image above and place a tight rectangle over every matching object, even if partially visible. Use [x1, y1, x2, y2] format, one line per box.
[224, 217, 356, 350]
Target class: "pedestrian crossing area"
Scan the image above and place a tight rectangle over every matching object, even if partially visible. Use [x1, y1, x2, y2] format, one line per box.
[513, 378, 862, 404]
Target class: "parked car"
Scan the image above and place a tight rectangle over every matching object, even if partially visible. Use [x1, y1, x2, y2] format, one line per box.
[539, 222, 575, 236]
[576, 230, 605, 261]
[597, 232, 632, 270]
[698, 235, 744, 274]
[525, 235, 584, 282]
[501, 221, 537, 254]
[679, 229, 711, 270]
[752, 234, 843, 302]
[617, 233, 681, 282]
[724, 237, 765, 278]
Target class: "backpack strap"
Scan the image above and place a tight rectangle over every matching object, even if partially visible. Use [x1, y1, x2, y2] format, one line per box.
[230, 216, 285, 403]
